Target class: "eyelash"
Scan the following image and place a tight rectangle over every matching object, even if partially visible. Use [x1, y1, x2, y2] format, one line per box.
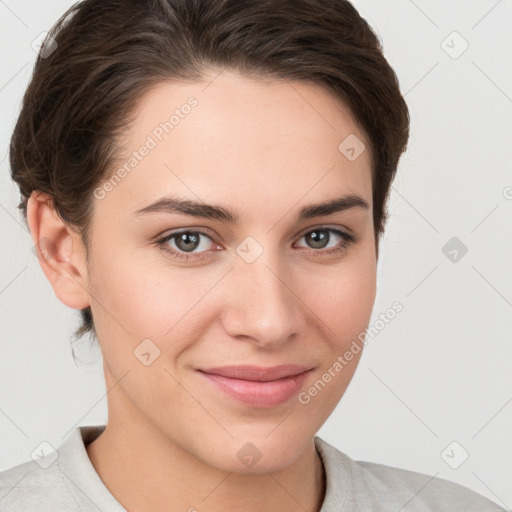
[156, 226, 358, 262]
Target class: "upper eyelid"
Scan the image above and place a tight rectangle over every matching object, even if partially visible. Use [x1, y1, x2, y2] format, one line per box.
[160, 227, 218, 244]
[296, 224, 352, 237]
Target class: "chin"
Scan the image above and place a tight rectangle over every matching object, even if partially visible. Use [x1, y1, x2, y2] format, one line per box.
[193, 431, 313, 475]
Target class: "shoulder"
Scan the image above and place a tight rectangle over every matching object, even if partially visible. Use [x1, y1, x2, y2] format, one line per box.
[355, 460, 505, 511]
[0, 426, 109, 512]
[314, 436, 506, 512]
[0, 457, 72, 512]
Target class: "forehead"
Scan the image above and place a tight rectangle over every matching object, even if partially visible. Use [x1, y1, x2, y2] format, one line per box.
[99, 69, 372, 221]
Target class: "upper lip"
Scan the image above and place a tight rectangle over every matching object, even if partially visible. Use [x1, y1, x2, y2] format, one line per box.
[197, 365, 312, 382]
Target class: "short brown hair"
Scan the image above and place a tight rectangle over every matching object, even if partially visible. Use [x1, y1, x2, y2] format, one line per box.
[9, 0, 410, 343]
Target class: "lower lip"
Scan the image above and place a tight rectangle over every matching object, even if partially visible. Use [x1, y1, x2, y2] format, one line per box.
[197, 370, 312, 407]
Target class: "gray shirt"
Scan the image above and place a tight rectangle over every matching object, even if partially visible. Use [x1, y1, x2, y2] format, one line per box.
[0, 425, 505, 511]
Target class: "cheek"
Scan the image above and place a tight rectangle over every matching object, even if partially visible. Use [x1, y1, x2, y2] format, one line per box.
[299, 264, 376, 422]
[337, 266, 376, 335]
[304, 255, 377, 344]
[87, 245, 221, 353]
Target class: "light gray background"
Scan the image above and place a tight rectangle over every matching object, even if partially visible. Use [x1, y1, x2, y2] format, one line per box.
[1, 0, 511, 507]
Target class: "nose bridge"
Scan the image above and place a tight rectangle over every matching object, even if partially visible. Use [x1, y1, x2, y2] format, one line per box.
[221, 242, 303, 346]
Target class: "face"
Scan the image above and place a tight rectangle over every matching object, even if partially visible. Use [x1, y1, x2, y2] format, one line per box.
[83, 70, 377, 473]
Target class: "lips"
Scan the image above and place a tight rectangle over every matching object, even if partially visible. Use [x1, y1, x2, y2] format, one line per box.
[198, 364, 311, 381]
[196, 364, 313, 407]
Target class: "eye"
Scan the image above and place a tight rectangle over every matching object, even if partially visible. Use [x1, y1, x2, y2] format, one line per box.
[294, 227, 357, 257]
[156, 226, 358, 262]
[156, 229, 219, 261]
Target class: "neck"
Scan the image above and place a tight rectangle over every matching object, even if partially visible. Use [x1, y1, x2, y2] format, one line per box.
[86, 416, 326, 512]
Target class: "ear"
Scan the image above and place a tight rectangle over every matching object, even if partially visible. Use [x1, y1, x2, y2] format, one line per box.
[27, 190, 90, 310]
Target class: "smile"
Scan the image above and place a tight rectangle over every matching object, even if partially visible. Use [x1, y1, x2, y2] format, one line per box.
[196, 365, 313, 407]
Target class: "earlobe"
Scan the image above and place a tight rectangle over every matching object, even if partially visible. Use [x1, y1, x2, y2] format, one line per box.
[27, 191, 91, 310]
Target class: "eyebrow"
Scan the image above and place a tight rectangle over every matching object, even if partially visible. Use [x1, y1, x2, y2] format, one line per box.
[133, 193, 369, 222]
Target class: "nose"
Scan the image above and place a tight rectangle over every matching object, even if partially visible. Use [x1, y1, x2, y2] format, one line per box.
[220, 251, 307, 349]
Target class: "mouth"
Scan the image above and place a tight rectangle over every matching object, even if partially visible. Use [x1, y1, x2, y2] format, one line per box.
[198, 364, 312, 381]
[196, 365, 314, 407]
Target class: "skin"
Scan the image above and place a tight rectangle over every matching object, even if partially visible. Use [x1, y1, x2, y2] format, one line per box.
[27, 69, 377, 512]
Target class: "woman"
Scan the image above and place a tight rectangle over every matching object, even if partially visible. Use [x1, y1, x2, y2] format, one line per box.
[1, 0, 505, 510]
